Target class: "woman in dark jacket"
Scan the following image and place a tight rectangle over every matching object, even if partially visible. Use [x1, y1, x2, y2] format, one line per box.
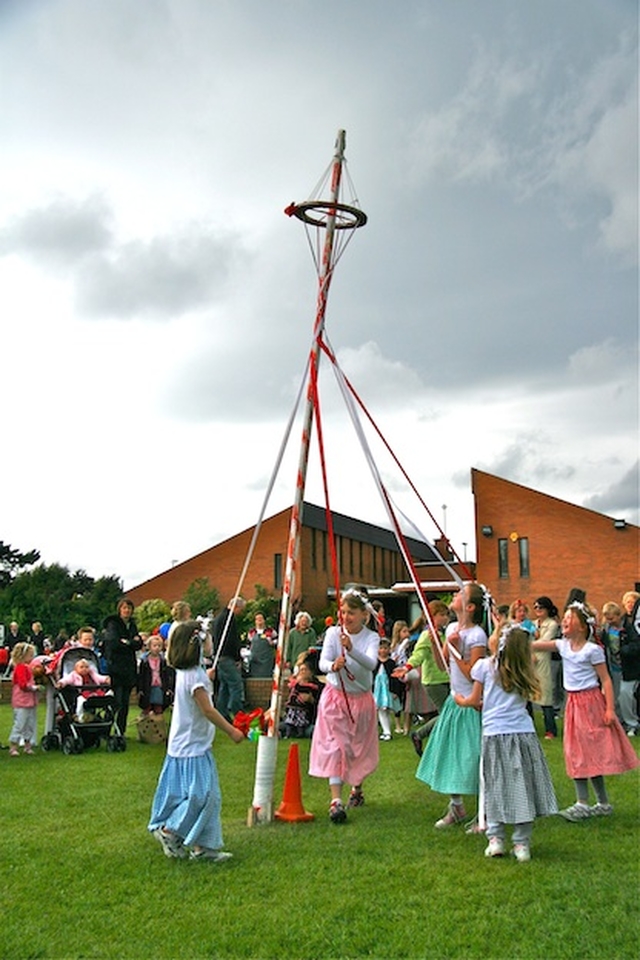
[103, 598, 142, 737]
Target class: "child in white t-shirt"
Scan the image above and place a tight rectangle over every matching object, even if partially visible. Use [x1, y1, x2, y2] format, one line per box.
[456, 626, 558, 861]
[148, 621, 244, 861]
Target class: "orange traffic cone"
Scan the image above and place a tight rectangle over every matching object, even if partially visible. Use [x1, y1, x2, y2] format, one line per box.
[274, 742, 315, 822]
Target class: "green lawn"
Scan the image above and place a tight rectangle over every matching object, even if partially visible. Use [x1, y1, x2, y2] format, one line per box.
[1, 703, 638, 960]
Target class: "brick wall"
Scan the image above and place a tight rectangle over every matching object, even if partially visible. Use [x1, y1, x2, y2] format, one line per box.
[472, 468, 640, 613]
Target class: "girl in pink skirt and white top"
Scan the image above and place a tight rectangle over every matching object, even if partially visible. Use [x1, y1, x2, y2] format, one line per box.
[533, 600, 639, 822]
[309, 587, 380, 823]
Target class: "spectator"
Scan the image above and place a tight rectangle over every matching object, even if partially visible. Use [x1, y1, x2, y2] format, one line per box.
[103, 598, 142, 738]
[211, 597, 246, 721]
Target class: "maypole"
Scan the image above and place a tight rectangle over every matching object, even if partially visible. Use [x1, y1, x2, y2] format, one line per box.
[248, 130, 367, 824]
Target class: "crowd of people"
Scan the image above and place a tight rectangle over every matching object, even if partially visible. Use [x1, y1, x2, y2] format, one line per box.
[2, 585, 638, 865]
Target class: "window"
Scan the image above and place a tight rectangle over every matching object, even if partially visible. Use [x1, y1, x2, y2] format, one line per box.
[498, 539, 509, 578]
[311, 527, 317, 570]
[518, 537, 530, 578]
[358, 541, 363, 578]
[349, 538, 354, 575]
[274, 553, 282, 590]
[322, 531, 327, 572]
[372, 546, 377, 580]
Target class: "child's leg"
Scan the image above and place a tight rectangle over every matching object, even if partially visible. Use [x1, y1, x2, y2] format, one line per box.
[574, 778, 590, 803]
[590, 775, 610, 805]
[542, 705, 557, 737]
[511, 822, 533, 860]
[512, 822, 533, 846]
[378, 708, 392, 737]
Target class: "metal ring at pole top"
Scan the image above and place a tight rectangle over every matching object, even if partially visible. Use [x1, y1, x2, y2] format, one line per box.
[284, 200, 368, 230]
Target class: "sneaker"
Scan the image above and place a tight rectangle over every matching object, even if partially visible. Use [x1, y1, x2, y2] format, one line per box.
[464, 816, 486, 835]
[512, 843, 531, 863]
[9, 747, 19, 757]
[329, 799, 347, 824]
[626, 728, 637, 738]
[411, 733, 423, 758]
[559, 802, 592, 822]
[190, 849, 233, 862]
[484, 836, 505, 858]
[590, 802, 614, 817]
[379, 733, 392, 741]
[153, 828, 188, 858]
[435, 801, 466, 828]
[544, 732, 555, 740]
[347, 789, 365, 808]
[23, 745, 34, 755]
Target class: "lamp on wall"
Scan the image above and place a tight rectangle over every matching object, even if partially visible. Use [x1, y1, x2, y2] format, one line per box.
[613, 519, 627, 530]
[481, 525, 493, 537]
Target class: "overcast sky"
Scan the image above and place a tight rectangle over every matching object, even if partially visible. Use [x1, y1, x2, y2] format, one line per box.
[1, 0, 637, 592]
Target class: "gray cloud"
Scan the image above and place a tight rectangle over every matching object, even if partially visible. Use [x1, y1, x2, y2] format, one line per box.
[76, 227, 245, 320]
[0, 194, 112, 266]
[584, 460, 639, 521]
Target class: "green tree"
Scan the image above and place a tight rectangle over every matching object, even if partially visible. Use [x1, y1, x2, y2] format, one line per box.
[182, 578, 220, 618]
[134, 598, 172, 634]
[241, 584, 280, 636]
[0, 540, 40, 589]
[0, 563, 122, 636]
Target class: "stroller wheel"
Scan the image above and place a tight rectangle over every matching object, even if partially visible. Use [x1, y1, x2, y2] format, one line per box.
[41, 734, 56, 752]
[106, 736, 118, 753]
[117, 736, 127, 752]
[62, 736, 75, 755]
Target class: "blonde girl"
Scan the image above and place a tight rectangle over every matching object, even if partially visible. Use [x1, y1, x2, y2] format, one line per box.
[9, 642, 40, 756]
[533, 601, 639, 821]
[456, 627, 558, 861]
[309, 587, 380, 823]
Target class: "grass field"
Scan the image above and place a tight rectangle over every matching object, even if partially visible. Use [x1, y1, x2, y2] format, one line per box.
[1, 702, 638, 960]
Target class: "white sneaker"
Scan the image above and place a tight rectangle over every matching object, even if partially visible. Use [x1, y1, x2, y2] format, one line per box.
[484, 836, 505, 858]
[190, 849, 233, 862]
[153, 828, 188, 858]
[559, 802, 592, 822]
[512, 843, 531, 862]
[590, 802, 613, 817]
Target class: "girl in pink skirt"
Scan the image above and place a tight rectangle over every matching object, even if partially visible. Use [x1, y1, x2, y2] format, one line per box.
[533, 600, 639, 822]
[309, 587, 380, 823]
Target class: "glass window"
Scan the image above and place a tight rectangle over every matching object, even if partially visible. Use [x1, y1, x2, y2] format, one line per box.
[274, 553, 282, 590]
[498, 539, 509, 578]
[519, 537, 530, 578]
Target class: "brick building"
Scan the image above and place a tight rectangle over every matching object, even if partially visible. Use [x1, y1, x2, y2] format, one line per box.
[126, 502, 468, 620]
[472, 468, 640, 612]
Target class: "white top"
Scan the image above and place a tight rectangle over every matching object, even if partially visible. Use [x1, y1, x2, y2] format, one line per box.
[555, 638, 605, 691]
[471, 657, 534, 736]
[167, 664, 215, 758]
[447, 622, 487, 696]
[319, 625, 379, 694]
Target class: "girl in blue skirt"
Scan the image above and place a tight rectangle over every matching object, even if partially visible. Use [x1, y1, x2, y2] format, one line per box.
[415, 583, 488, 828]
[148, 621, 244, 861]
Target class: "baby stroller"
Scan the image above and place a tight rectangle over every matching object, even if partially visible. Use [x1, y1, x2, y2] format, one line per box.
[40, 647, 126, 754]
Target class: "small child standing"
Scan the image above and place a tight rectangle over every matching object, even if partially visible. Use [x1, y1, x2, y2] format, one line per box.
[9, 642, 41, 755]
[455, 626, 558, 861]
[138, 635, 175, 715]
[533, 600, 639, 821]
[282, 661, 320, 738]
[148, 621, 244, 861]
[373, 638, 404, 740]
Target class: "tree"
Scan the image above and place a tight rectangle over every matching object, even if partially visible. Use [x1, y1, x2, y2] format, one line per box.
[240, 584, 280, 636]
[134, 598, 172, 634]
[182, 578, 220, 618]
[0, 563, 122, 636]
[0, 541, 40, 589]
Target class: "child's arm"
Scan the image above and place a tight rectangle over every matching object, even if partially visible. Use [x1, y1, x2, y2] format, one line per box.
[532, 639, 557, 652]
[193, 687, 245, 742]
[454, 680, 483, 710]
[594, 661, 616, 726]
